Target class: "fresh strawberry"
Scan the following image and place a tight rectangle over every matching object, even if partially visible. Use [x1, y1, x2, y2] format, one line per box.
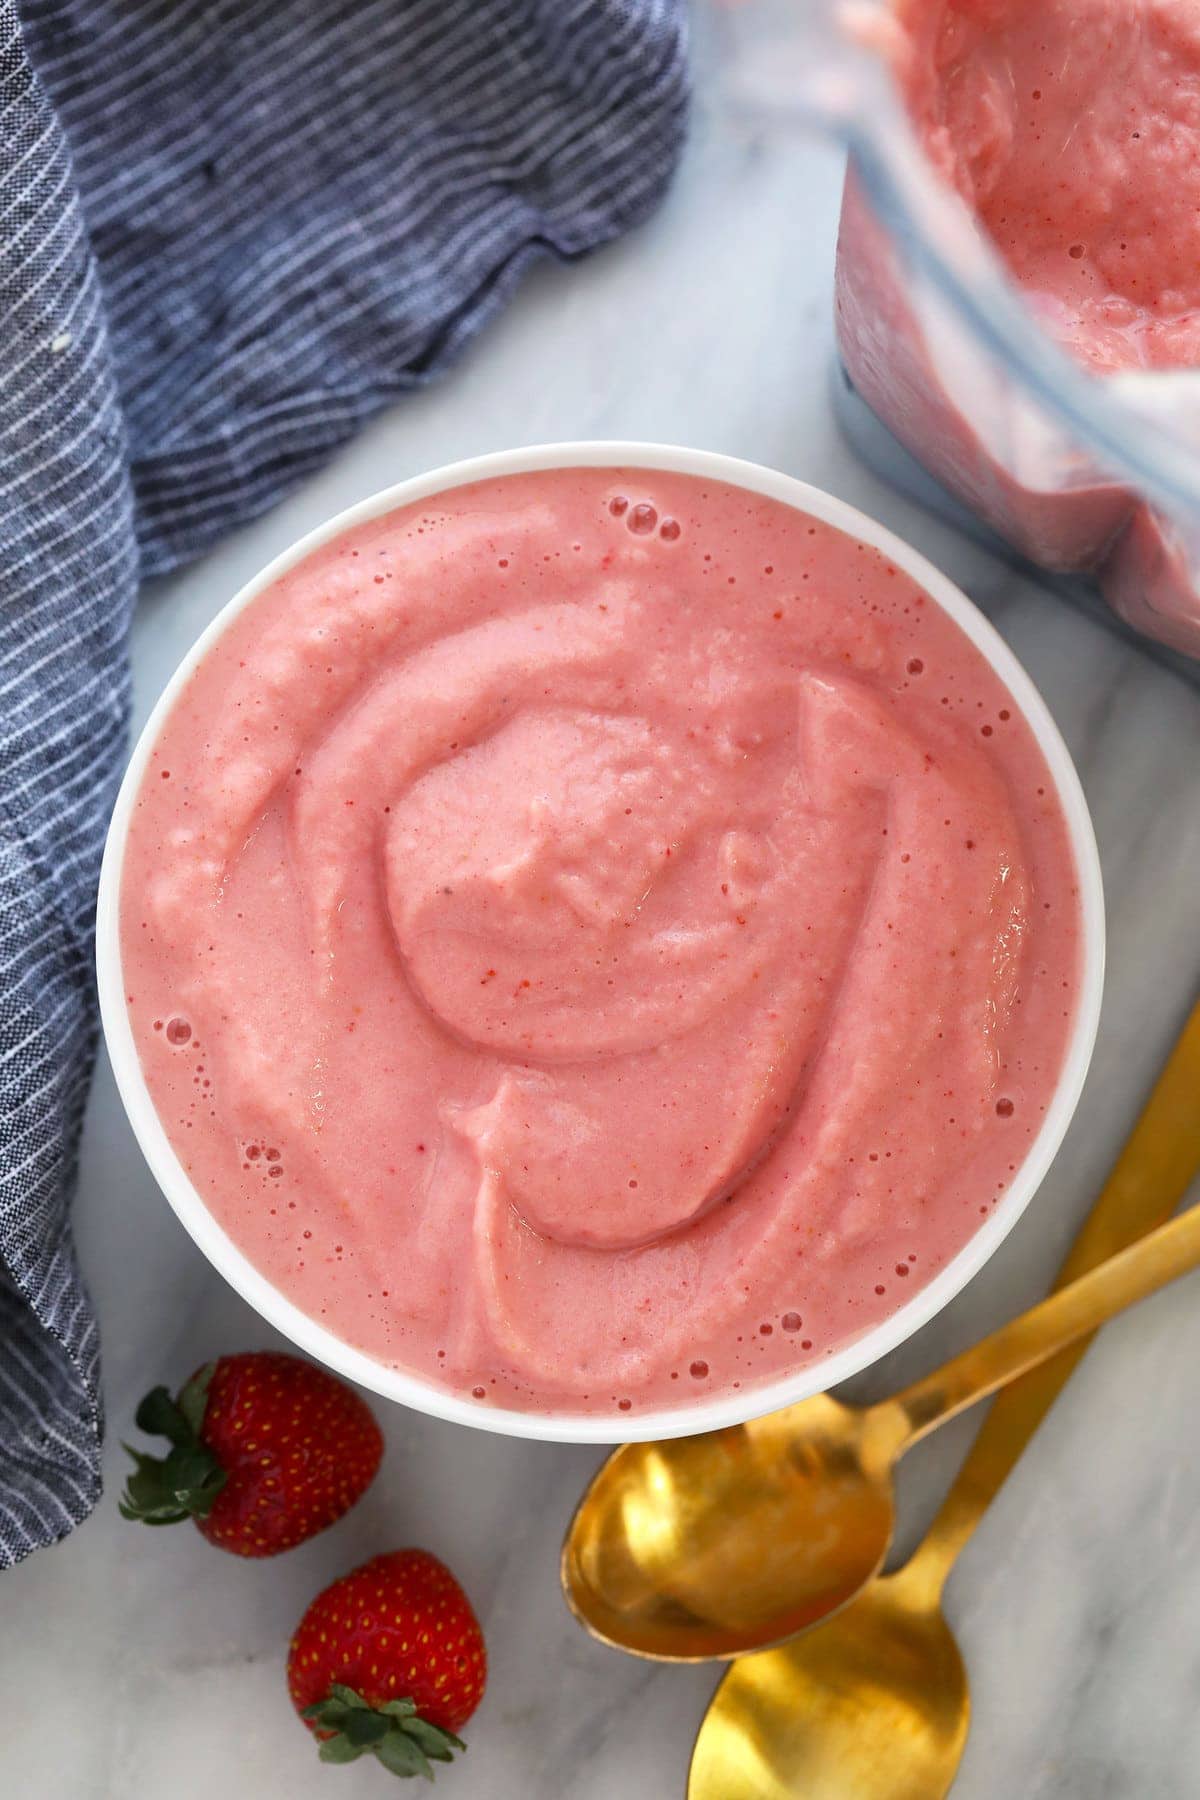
[119, 1350, 383, 1556]
[288, 1550, 487, 1779]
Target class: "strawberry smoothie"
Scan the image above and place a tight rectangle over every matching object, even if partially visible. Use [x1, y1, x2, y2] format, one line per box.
[119, 468, 1082, 1417]
[837, 0, 1200, 654]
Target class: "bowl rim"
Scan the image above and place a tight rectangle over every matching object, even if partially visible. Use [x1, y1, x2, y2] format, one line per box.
[96, 439, 1105, 1444]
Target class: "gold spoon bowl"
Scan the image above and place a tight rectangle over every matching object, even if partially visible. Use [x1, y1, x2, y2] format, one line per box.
[563, 1393, 903, 1660]
[688, 1562, 968, 1800]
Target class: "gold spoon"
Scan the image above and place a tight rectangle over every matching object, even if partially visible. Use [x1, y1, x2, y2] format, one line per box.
[687, 995, 1200, 1798]
[562, 1000, 1200, 1665]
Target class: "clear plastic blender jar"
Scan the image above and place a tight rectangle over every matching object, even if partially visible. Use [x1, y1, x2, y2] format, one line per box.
[718, 0, 1200, 665]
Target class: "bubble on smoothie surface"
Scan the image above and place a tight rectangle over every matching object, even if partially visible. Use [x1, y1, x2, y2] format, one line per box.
[165, 1017, 191, 1046]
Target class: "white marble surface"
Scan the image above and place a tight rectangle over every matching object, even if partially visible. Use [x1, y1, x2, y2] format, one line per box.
[8, 9, 1200, 1796]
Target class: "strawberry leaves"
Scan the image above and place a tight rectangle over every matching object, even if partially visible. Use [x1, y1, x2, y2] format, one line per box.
[119, 1365, 227, 1525]
[303, 1686, 465, 1781]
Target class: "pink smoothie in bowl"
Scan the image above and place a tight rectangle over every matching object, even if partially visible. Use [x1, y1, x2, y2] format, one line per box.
[99, 447, 1103, 1440]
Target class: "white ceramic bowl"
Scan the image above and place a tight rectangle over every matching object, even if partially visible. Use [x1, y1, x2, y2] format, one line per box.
[97, 443, 1105, 1443]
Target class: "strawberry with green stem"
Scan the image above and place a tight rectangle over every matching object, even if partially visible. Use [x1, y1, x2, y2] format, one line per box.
[289, 1550, 487, 1780]
[120, 1350, 383, 1555]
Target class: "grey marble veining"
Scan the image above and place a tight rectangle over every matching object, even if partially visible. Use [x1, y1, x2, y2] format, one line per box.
[5, 8, 1200, 1796]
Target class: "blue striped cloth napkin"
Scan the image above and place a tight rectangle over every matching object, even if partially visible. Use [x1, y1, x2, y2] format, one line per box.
[0, 0, 688, 1567]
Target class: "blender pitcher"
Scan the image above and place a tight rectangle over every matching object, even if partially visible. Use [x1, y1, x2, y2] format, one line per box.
[717, 0, 1200, 664]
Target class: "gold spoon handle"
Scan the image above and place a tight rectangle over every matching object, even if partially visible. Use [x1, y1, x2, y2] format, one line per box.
[889, 1173, 1200, 1450]
[901, 994, 1200, 1598]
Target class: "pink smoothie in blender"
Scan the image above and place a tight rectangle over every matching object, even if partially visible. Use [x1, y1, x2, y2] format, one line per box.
[836, 0, 1200, 656]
